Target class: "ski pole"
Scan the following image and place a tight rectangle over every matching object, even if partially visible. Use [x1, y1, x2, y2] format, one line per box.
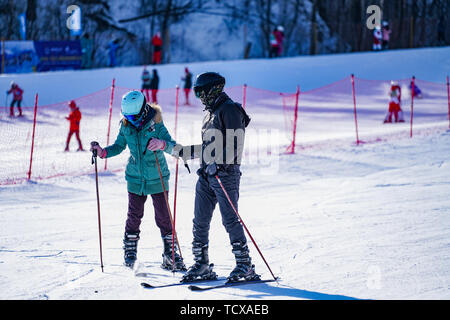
[153, 150, 183, 271]
[5, 93, 9, 117]
[91, 142, 104, 272]
[214, 175, 278, 281]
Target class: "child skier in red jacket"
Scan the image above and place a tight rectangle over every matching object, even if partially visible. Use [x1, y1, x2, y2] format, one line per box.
[65, 100, 84, 151]
[7, 81, 24, 117]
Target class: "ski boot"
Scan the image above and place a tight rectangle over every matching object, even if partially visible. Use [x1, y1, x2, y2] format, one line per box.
[123, 231, 140, 268]
[161, 233, 186, 271]
[227, 241, 260, 283]
[181, 242, 217, 283]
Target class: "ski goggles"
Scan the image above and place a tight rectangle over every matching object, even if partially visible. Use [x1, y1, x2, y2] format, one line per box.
[193, 86, 202, 98]
[123, 104, 146, 125]
[123, 112, 142, 122]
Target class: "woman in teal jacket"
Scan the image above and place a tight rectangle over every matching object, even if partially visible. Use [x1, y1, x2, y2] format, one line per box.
[91, 90, 185, 270]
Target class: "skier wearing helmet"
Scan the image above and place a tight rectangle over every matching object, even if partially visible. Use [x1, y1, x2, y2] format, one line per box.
[373, 25, 383, 51]
[382, 21, 392, 50]
[269, 26, 284, 58]
[275, 25, 285, 56]
[90, 90, 185, 271]
[384, 81, 405, 123]
[6, 81, 24, 117]
[172, 72, 257, 283]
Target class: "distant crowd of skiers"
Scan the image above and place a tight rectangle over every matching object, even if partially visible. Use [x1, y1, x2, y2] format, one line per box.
[105, 32, 164, 69]
[78, 19, 446, 69]
[3, 66, 194, 153]
[270, 26, 285, 58]
[81, 26, 287, 69]
[383, 79, 423, 124]
[140, 67, 192, 105]
[78, 32, 165, 69]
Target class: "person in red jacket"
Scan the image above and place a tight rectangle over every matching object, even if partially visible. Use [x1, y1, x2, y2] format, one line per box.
[151, 32, 162, 64]
[181, 67, 193, 105]
[65, 100, 84, 151]
[384, 81, 405, 123]
[6, 81, 24, 117]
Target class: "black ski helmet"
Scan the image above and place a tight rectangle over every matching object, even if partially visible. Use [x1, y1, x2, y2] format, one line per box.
[193, 72, 225, 96]
[193, 72, 226, 107]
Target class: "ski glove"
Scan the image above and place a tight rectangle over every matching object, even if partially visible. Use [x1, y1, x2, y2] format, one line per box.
[90, 141, 106, 159]
[147, 138, 166, 152]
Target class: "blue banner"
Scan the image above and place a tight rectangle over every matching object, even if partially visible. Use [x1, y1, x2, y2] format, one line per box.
[1, 41, 82, 73]
[33, 41, 82, 72]
[1, 41, 38, 73]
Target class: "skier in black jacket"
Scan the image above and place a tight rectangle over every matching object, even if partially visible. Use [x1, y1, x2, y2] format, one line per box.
[150, 69, 159, 103]
[172, 72, 258, 282]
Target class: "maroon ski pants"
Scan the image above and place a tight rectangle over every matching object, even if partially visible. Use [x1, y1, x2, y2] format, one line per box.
[125, 191, 172, 236]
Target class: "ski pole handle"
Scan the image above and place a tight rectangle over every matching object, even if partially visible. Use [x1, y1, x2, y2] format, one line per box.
[143, 137, 153, 155]
[90, 141, 100, 165]
[91, 141, 99, 157]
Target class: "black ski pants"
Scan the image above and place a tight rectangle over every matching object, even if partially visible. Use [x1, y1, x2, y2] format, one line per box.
[192, 165, 247, 245]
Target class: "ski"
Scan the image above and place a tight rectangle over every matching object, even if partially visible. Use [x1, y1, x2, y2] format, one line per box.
[141, 277, 227, 289]
[188, 278, 279, 291]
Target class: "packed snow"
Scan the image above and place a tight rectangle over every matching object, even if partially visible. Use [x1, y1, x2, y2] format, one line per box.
[0, 47, 449, 300]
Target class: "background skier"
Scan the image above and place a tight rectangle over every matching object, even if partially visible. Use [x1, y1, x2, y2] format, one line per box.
[89, 90, 185, 271]
[181, 67, 193, 105]
[409, 80, 423, 99]
[382, 21, 392, 50]
[275, 25, 285, 56]
[384, 81, 404, 123]
[269, 28, 279, 58]
[108, 39, 120, 67]
[6, 81, 24, 117]
[141, 67, 151, 101]
[81, 33, 93, 69]
[64, 100, 84, 152]
[373, 25, 382, 51]
[150, 69, 159, 103]
[151, 32, 162, 64]
[269, 26, 284, 58]
[172, 72, 258, 283]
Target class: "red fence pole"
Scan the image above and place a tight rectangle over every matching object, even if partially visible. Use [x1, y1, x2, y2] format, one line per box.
[243, 84, 247, 109]
[287, 86, 300, 154]
[174, 85, 179, 137]
[104, 78, 116, 171]
[447, 76, 450, 130]
[410, 76, 415, 138]
[351, 74, 360, 145]
[173, 85, 180, 268]
[27, 94, 38, 181]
